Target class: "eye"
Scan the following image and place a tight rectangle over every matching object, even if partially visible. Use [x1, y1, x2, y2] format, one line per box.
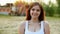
[32, 9, 35, 11]
[36, 9, 40, 12]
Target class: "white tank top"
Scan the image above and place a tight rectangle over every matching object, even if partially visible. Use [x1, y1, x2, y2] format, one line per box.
[25, 21, 44, 34]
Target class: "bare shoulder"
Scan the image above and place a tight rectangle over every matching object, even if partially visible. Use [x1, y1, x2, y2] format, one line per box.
[18, 21, 27, 31]
[19, 21, 27, 28]
[43, 21, 49, 26]
[43, 21, 50, 34]
[43, 21, 50, 29]
[18, 21, 27, 34]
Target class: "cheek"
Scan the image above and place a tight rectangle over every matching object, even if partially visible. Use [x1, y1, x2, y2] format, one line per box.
[30, 11, 33, 16]
[36, 12, 40, 17]
[38, 12, 40, 16]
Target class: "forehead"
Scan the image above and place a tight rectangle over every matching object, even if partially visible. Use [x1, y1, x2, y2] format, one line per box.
[31, 5, 40, 9]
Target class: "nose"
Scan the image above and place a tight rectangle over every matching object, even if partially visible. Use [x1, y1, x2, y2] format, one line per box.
[34, 10, 37, 13]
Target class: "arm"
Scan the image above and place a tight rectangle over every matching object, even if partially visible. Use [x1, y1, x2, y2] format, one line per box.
[44, 21, 50, 34]
[18, 22, 25, 34]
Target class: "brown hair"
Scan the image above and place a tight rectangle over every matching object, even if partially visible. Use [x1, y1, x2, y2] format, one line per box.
[26, 2, 45, 21]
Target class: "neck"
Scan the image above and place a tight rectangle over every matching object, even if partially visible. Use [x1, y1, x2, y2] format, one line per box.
[30, 18, 39, 23]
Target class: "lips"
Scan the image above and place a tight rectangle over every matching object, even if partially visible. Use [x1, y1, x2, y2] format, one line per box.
[32, 13, 38, 16]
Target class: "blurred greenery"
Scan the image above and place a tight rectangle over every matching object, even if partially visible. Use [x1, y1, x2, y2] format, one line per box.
[56, 0, 60, 17]
[42, 0, 60, 17]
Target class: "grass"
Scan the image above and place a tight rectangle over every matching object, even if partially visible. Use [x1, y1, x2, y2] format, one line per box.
[0, 15, 60, 34]
[46, 17, 60, 34]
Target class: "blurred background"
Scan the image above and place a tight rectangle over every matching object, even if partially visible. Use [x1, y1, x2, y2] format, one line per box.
[0, 0, 60, 34]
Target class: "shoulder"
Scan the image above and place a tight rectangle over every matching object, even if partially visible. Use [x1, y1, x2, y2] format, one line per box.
[42, 21, 49, 26]
[18, 21, 28, 34]
[18, 21, 28, 31]
[42, 21, 50, 29]
[43, 21, 50, 34]
[19, 21, 27, 27]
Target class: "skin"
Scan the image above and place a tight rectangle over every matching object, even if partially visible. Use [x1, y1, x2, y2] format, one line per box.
[18, 5, 50, 34]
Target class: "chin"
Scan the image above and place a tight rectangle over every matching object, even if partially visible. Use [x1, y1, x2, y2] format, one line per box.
[32, 16, 38, 18]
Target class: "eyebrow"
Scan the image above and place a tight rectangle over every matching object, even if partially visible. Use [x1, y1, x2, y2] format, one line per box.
[31, 8, 40, 10]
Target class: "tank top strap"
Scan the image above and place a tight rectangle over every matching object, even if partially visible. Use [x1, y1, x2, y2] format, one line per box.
[25, 21, 28, 31]
[41, 21, 44, 30]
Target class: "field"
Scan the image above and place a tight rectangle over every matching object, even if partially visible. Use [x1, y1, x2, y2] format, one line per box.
[0, 16, 60, 34]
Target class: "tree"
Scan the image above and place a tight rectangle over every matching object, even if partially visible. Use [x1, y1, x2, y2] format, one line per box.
[56, 0, 60, 17]
[43, 1, 55, 17]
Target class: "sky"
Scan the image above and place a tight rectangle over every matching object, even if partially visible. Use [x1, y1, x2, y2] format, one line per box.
[42, 0, 57, 5]
[0, 0, 57, 5]
[0, 0, 18, 5]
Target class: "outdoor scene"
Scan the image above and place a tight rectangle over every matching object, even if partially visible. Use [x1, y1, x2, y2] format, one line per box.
[0, 0, 60, 34]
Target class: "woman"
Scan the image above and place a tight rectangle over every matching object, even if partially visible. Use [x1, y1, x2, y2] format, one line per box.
[18, 2, 50, 34]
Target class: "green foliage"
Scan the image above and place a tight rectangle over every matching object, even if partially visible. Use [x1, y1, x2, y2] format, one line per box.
[56, 0, 60, 17]
[42, 0, 60, 17]
[57, 7, 60, 17]
[43, 1, 55, 17]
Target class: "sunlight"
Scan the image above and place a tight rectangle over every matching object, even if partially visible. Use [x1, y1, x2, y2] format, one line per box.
[51, 0, 57, 4]
[42, 0, 57, 5]
[0, 0, 17, 5]
[24, 0, 35, 3]
[0, 0, 57, 5]
[42, 0, 49, 5]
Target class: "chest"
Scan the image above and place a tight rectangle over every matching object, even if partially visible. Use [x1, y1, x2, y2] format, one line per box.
[25, 21, 44, 34]
[28, 23, 41, 32]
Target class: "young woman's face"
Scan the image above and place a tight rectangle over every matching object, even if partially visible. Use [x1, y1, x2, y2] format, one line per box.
[30, 5, 41, 18]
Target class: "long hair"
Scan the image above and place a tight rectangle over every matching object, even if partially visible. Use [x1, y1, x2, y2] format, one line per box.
[26, 2, 45, 21]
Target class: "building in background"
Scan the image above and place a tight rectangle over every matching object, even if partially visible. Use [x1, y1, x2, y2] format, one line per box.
[0, 3, 13, 15]
[0, 6, 11, 15]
